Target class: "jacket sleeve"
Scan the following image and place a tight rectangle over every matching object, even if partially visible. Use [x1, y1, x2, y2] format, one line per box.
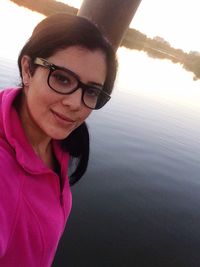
[0, 150, 21, 257]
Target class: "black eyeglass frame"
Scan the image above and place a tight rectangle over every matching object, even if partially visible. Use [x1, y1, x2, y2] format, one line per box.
[33, 57, 111, 110]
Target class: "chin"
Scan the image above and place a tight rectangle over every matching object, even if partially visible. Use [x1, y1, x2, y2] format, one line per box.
[49, 128, 75, 140]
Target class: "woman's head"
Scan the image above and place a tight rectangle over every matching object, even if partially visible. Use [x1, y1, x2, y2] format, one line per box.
[17, 13, 118, 185]
[20, 46, 107, 140]
[18, 13, 118, 97]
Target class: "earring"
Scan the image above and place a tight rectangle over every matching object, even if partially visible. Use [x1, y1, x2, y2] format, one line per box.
[23, 81, 29, 86]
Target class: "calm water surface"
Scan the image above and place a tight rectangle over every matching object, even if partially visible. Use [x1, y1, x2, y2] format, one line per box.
[1, 4, 200, 266]
[1, 52, 200, 267]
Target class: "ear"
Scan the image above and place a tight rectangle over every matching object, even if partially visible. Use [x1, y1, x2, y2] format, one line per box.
[21, 55, 31, 86]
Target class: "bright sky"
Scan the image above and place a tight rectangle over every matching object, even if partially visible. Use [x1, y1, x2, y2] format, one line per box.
[59, 0, 200, 53]
[0, 0, 200, 110]
[0, 0, 45, 59]
[0, 0, 199, 56]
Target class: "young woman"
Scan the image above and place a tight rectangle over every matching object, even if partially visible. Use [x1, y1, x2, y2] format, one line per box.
[0, 13, 117, 267]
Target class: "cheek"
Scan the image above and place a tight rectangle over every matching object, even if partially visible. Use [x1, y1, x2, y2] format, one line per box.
[81, 109, 92, 121]
[25, 85, 51, 120]
[75, 109, 92, 129]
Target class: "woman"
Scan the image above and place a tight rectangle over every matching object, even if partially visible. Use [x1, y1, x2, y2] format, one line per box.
[0, 13, 117, 267]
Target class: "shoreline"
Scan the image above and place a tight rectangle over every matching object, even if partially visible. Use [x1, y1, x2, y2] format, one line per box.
[9, 0, 200, 80]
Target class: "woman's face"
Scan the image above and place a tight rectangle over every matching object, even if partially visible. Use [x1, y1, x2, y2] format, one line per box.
[21, 46, 107, 140]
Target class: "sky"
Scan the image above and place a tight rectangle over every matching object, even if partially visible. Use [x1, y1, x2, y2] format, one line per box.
[58, 0, 200, 53]
[0, 0, 199, 59]
[1, 0, 200, 109]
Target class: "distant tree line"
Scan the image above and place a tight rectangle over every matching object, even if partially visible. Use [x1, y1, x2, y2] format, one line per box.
[10, 0, 200, 80]
[122, 28, 200, 81]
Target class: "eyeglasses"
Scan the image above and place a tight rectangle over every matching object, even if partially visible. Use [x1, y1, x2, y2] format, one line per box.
[34, 57, 111, 110]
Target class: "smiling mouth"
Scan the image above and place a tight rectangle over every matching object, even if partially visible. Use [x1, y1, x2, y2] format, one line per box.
[51, 110, 75, 125]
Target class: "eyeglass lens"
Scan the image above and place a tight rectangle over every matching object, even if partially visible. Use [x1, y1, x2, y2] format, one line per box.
[49, 69, 107, 109]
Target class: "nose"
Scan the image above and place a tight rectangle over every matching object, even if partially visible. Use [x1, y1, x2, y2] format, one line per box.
[61, 88, 82, 110]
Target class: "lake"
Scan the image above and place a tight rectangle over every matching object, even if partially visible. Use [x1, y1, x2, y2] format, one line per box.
[1, 2, 200, 267]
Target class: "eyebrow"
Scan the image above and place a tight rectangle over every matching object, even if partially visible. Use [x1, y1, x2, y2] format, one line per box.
[39, 57, 104, 89]
[55, 63, 104, 88]
[88, 82, 104, 88]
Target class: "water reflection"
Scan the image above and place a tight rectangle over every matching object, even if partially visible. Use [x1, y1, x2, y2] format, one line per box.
[117, 47, 200, 109]
[1, 2, 200, 267]
[0, 0, 44, 59]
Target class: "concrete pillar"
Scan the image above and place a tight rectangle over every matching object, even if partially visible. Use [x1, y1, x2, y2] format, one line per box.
[78, 0, 142, 50]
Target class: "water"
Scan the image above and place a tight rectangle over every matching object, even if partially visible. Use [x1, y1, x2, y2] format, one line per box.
[55, 88, 200, 266]
[2, 53, 200, 267]
[1, 2, 200, 265]
[58, 86, 200, 267]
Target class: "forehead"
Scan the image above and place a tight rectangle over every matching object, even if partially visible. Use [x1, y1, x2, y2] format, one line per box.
[47, 46, 107, 84]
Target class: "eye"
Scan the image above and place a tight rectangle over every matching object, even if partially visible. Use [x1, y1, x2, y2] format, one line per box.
[52, 72, 71, 85]
[85, 87, 101, 98]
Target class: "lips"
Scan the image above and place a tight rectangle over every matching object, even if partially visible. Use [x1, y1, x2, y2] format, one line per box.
[51, 110, 75, 125]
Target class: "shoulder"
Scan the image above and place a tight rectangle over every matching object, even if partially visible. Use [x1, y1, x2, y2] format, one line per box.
[0, 136, 22, 190]
[0, 88, 21, 109]
[0, 139, 22, 257]
[0, 145, 22, 193]
[0, 135, 15, 163]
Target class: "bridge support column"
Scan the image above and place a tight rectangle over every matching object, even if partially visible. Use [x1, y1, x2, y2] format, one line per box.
[78, 0, 142, 50]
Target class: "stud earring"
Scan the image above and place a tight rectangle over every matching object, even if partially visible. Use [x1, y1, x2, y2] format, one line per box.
[23, 81, 29, 86]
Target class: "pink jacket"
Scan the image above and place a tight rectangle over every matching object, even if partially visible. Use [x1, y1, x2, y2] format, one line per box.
[0, 88, 72, 267]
